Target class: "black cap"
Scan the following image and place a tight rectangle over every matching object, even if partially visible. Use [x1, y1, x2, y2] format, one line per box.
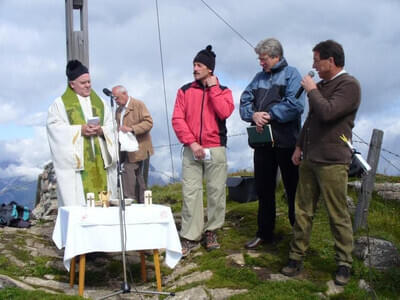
[66, 60, 89, 81]
[193, 45, 216, 71]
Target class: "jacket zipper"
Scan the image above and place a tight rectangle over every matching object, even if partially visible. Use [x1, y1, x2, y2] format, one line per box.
[199, 86, 206, 145]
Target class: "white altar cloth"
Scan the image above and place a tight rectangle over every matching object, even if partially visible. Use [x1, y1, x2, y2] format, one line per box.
[52, 204, 182, 271]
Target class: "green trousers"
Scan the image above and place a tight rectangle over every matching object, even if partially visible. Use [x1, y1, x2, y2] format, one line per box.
[289, 160, 353, 267]
[180, 146, 227, 241]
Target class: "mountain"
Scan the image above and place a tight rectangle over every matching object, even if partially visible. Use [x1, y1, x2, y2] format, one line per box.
[0, 162, 171, 210]
[0, 177, 38, 209]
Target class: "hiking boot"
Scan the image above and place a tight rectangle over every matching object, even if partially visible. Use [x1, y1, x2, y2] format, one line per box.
[335, 265, 351, 286]
[181, 238, 200, 257]
[205, 230, 220, 251]
[281, 259, 303, 277]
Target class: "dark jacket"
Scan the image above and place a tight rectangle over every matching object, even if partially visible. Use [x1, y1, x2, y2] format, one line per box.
[298, 72, 361, 164]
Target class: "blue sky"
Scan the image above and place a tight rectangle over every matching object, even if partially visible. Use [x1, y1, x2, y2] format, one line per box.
[1, 0, 400, 180]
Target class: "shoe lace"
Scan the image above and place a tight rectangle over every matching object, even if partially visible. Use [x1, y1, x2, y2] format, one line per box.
[206, 231, 217, 244]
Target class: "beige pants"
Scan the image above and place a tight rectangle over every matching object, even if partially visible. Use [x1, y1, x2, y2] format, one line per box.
[180, 146, 227, 241]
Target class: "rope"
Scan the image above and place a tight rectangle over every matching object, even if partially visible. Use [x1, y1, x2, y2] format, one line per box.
[199, 0, 255, 49]
[154, 0, 176, 182]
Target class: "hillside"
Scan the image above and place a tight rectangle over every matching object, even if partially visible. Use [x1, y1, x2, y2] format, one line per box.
[0, 176, 399, 299]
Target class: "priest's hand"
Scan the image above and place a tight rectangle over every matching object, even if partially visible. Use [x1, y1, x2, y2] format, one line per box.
[81, 124, 102, 136]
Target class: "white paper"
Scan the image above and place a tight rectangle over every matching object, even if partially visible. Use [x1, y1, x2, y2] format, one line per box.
[193, 148, 211, 161]
[119, 131, 139, 152]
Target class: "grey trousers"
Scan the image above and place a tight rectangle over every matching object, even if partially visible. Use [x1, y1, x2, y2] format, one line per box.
[180, 146, 227, 241]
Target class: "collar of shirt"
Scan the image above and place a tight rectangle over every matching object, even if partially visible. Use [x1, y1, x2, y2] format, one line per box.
[323, 69, 347, 84]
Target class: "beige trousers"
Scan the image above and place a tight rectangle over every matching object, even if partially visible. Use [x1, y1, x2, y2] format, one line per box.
[180, 146, 227, 241]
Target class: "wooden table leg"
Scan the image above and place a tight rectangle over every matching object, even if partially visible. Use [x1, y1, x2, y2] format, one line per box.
[140, 251, 147, 282]
[69, 257, 76, 287]
[153, 250, 162, 291]
[78, 254, 86, 297]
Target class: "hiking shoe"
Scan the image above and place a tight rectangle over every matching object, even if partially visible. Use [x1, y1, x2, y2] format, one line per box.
[181, 238, 200, 257]
[335, 265, 351, 286]
[281, 259, 303, 277]
[245, 237, 264, 249]
[205, 231, 220, 251]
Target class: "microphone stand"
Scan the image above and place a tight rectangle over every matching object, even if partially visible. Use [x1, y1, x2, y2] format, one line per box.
[98, 92, 174, 300]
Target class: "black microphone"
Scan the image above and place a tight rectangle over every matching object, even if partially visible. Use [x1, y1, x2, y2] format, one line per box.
[103, 88, 114, 98]
[295, 71, 315, 98]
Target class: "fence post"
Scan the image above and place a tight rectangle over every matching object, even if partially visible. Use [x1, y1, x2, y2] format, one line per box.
[353, 129, 384, 232]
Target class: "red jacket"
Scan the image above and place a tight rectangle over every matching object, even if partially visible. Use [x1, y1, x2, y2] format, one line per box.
[172, 80, 234, 148]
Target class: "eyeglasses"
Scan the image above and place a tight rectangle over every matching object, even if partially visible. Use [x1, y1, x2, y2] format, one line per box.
[258, 55, 275, 62]
[313, 57, 330, 64]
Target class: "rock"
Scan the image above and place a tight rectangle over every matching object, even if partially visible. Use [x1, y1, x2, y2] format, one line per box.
[20, 276, 72, 291]
[0, 274, 35, 290]
[348, 181, 400, 202]
[325, 280, 344, 296]
[353, 237, 400, 270]
[227, 253, 245, 266]
[33, 162, 58, 220]
[346, 195, 356, 214]
[208, 287, 248, 299]
[269, 273, 291, 282]
[359, 279, 372, 292]
[164, 262, 198, 284]
[246, 250, 261, 258]
[166, 286, 208, 300]
[172, 271, 213, 288]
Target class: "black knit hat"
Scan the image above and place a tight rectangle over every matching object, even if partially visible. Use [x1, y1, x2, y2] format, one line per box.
[193, 45, 216, 71]
[66, 60, 89, 81]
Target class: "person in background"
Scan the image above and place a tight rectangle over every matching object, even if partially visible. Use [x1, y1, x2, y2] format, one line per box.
[172, 45, 234, 256]
[240, 38, 304, 249]
[112, 85, 153, 203]
[47, 60, 117, 207]
[281, 40, 361, 286]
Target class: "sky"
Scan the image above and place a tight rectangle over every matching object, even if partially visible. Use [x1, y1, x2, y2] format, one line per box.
[1, 0, 400, 182]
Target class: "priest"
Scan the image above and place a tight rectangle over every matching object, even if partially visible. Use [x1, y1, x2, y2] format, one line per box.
[47, 60, 117, 207]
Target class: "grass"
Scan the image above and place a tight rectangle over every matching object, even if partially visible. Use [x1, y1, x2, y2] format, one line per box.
[1, 173, 399, 299]
[0, 287, 84, 300]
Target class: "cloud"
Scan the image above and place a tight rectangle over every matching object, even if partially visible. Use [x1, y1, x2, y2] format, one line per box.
[0, 127, 50, 180]
[1, 0, 400, 179]
[0, 100, 21, 124]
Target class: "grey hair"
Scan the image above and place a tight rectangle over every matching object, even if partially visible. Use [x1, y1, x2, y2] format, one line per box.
[113, 85, 128, 94]
[255, 38, 283, 58]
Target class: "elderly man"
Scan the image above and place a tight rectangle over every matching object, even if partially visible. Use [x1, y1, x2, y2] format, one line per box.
[172, 45, 234, 256]
[112, 85, 153, 203]
[240, 38, 304, 249]
[281, 40, 361, 286]
[47, 60, 117, 207]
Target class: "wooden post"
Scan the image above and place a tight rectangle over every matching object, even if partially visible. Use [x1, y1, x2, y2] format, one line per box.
[65, 0, 89, 67]
[353, 129, 384, 231]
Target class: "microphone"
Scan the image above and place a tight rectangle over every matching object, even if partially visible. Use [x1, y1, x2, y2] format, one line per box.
[102, 88, 115, 99]
[295, 71, 315, 98]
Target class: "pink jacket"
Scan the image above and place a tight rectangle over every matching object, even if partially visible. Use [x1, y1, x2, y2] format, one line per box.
[172, 80, 234, 148]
